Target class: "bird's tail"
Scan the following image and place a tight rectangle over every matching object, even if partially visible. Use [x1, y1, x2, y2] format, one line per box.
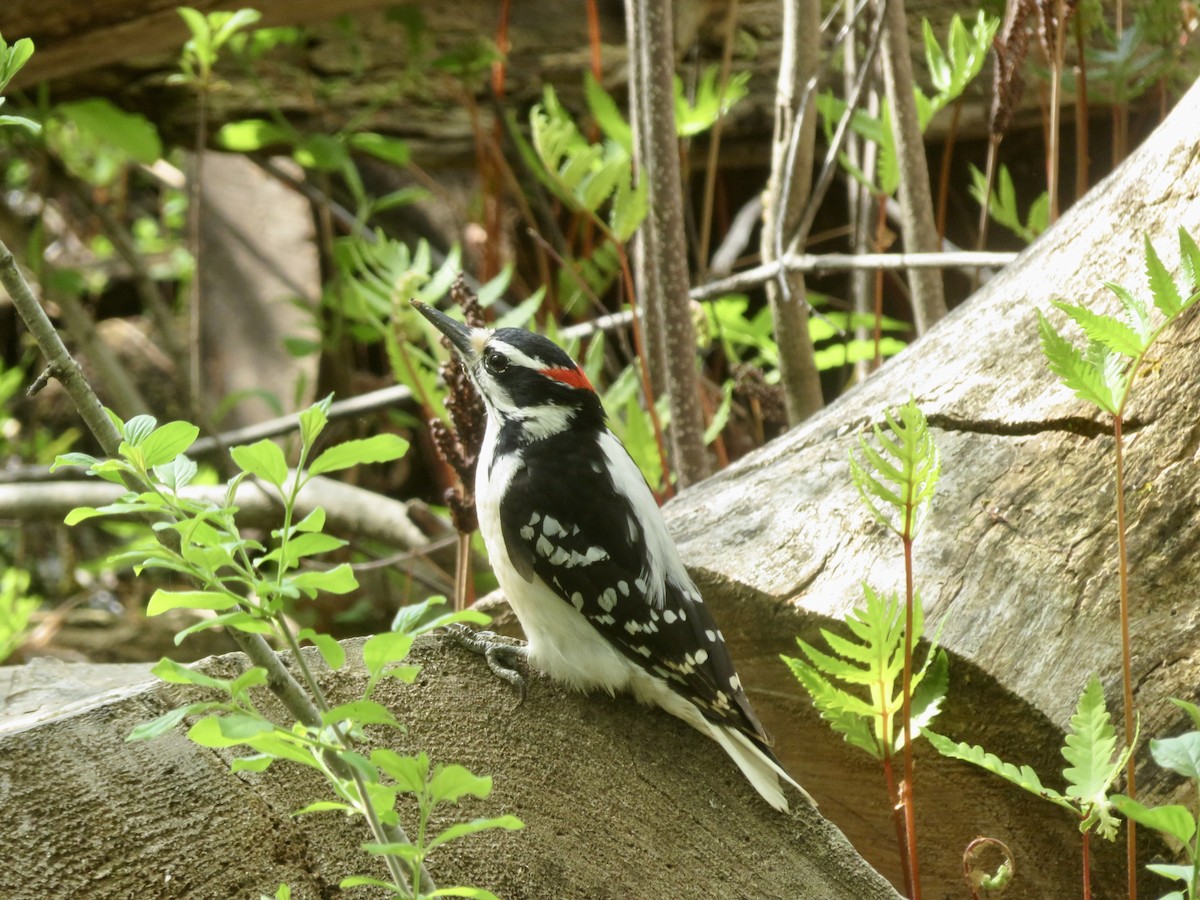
[705, 721, 817, 813]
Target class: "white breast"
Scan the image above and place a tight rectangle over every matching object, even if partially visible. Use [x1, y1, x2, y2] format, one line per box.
[475, 419, 638, 693]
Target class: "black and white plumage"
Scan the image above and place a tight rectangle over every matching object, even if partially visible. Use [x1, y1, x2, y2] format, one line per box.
[414, 300, 812, 812]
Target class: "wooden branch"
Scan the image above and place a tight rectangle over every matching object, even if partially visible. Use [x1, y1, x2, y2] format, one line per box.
[761, 0, 825, 425]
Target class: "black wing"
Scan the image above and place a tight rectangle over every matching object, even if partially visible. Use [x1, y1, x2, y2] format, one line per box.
[499, 429, 772, 747]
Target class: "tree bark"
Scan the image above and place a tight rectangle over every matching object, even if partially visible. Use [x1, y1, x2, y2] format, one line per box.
[761, 0, 825, 425]
[627, 0, 711, 487]
[878, 0, 947, 334]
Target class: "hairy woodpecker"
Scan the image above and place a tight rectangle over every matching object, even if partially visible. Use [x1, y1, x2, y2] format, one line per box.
[413, 300, 812, 812]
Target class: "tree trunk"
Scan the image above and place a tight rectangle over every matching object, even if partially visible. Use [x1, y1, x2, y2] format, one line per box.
[627, 0, 711, 487]
[878, 0, 947, 334]
[761, 0, 825, 425]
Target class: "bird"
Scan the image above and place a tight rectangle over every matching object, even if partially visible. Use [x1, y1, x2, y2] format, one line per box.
[412, 299, 813, 812]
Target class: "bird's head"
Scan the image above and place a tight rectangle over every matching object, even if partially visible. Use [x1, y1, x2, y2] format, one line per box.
[412, 300, 605, 441]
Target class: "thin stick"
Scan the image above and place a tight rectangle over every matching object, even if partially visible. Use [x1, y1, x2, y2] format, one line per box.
[1114, 412, 1138, 900]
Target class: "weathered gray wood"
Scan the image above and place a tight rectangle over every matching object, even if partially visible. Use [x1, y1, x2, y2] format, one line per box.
[0, 637, 900, 899]
[664, 77, 1200, 895]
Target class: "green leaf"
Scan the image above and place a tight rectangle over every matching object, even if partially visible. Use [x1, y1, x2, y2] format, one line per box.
[848, 400, 940, 539]
[153, 454, 198, 491]
[363, 631, 415, 677]
[1103, 281, 1152, 343]
[299, 396, 332, 448]
[309, 434, 409, 476]
[924, 730, 1075, 814]
[1171, 698, 1200, 731]
[124, 415, 158, 446]
[1036, 310, 1118, 414]
[292, 800, 354, 816]
[262, 532, 347, 570]
[0, 37, 35, 94]
[151, 656, 233, 689]
[1150, 732, 1200, 780]
[294, 133, 349, 172]
[147, 589, 239, 616]
[321, 700, 399, 728]
[56, 98, 163, 164]
[1177, 228, 1200, 296]
[1144, 234, 1182, 317]
[293, 507, 327, 533]
[1052, 301, 1145, 358]
[140, 420, 200, 468]
[297, 628, 346, 670]
[1144, 863, 1195, 886]
[390, 596, 490, 636]
[1111, 795, 1196, 845]
[1062, 675, 1119, 803]
[348, 131, 410, 166]
[361, 841, 423, 861]
[52, 451, 101, 471]
[584, 72, 631, 152]
[372, 748, 428, 793]
[231, 753, 275, 773]
[216, 118, 293, 151]
[230, 439, 289, 488]
[426, 889, 504, 900]
[781, 652, 881, 758]
[287, 563, 358, 597]
[173, 610, 275, 643]
[429, 765, 492, 803]
[127, 703, 215, 741]
[425, 815, 524, 852]
[187, 713, 271, 747]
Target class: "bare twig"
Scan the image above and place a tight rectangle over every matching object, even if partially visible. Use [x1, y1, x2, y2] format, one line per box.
[763, 0, 825, 424]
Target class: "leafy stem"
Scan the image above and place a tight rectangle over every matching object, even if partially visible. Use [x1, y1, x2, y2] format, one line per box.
[1038, 228, 1200, 893]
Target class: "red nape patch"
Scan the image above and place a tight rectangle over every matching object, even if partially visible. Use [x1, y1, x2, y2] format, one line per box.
[541, 366, 595, 391]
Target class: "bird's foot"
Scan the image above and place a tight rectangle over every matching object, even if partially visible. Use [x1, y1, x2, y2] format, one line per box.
[444, 624, 531, 703]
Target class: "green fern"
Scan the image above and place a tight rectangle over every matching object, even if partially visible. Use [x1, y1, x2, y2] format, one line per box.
[782, 586, 948, 759]
[1038, 228, 1200, 416]
[968, 163, 1049, 243]
[528, 86, 647, 242]
[849, 399, 941, 542]
[927, 674, 1134, 840]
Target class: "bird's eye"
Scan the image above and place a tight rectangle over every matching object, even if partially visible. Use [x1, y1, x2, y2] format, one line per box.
[484, 350, 509, 374]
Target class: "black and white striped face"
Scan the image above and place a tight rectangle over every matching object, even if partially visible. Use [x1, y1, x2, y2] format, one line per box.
[413, 302, 605, 440]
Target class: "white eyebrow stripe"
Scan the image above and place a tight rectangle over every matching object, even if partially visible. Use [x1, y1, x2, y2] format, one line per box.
[487, 338, 558, 373]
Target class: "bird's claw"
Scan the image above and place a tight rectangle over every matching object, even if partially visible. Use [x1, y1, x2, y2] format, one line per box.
[444, 624, 531, 704]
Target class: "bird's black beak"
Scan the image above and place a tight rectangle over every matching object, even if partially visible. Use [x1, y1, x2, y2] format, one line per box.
[411, 300, 477, 358]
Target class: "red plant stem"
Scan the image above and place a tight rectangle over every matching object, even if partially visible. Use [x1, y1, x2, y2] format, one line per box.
[871, 195, 888, 369]
[901, 533, 921, 899]
[934, 99, 962, 243]
[882, 749, 913, 896]
[1082, 828, 1092, 900]
[481, 0, 512, 282]
[1114, 412, 1138, 900]
[615, 244, 673, 497]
